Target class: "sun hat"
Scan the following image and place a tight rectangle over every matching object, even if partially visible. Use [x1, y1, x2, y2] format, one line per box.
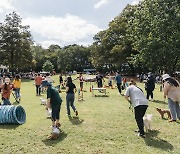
[41, 80, 52, 87]
[162, 74, 170, 81]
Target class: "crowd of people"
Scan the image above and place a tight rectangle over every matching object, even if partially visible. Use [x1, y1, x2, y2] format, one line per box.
[0, 70, 179, 139]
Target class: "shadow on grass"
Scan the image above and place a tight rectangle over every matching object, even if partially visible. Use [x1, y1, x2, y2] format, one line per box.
[94, 95, 109, 97]
[68, 116, 84, 125]
[0, 124, 20, 130]
[175, 121, 180, 124]
[153, 100, 167, 105]
[42, 130, 67, 146]
[144, 130, 174, 151]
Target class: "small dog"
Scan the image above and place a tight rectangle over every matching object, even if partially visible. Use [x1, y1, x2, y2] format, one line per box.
[48, 127, 60, 140]
[156, 108, 171, 119]
[40, 98, 46, 105]
[143, 114, 153, 132]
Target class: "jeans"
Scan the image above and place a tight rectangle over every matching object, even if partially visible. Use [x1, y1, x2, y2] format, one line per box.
[146, 90, 153, 100]
[36, 85, 41, 95]
[134, 105, 148, 135]
[15, 88, 20, 99]
[3, 99, 11, 105]
[66, 93, 76, 115]
[168, 98, 180, 120]
[51, 104, 61, 121]
[117, 83, 121, 94]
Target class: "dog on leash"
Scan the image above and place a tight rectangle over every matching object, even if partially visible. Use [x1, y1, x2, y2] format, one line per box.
[156, 108, 171, 119]
[143, 114, 153, 132]
[40, 98, 47, 105]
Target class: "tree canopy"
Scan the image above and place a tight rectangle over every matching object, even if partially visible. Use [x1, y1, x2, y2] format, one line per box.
[0, 12, 33, 73]
[0, 0, 179, 75]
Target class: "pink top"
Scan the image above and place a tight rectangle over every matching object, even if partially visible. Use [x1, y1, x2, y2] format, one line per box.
[164, 81, 180, 102]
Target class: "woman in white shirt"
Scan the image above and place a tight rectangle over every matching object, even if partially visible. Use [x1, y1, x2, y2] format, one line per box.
[125, 79, 148, 138]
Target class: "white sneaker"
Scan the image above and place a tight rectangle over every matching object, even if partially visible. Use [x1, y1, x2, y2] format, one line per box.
[52, 127, 60, 134]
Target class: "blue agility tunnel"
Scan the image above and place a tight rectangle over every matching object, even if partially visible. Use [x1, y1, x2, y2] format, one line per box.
[0, 105, 26, 124]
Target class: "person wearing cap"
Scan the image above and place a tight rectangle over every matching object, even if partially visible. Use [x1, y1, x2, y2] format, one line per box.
[42, 80, 62, 129]
[124, 79, 148, 138]
[162, 74, 180, 122]
[0, 77, 15, 105]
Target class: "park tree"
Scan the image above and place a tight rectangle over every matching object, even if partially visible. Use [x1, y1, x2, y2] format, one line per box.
[0, 12, 33, 73]
[57, 44, 92, 72]
[42, 60, 54, 72]
[31, 44, 61, 72]
[31, 45, 46, 72]
[45, 45, 61, 72]
[91, 5, 137, 73]
[129, 0, 180, 74]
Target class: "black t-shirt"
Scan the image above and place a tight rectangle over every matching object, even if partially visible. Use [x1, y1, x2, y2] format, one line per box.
[66, 82, 76, 93]
[96, 75, 103, 84]
[59, 76, 63, 83]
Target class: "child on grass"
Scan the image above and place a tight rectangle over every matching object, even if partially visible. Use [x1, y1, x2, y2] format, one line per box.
[0, 77, 15, 105]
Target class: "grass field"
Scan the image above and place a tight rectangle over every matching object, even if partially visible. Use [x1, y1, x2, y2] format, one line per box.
[0, 75, 179, 154]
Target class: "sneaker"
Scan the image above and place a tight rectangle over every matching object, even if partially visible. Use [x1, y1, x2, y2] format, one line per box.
[151, 98, 154, 101]
[138, 133, 146, 138]
[75, 110, 78, 116]
[134, 130, 140, 133]
[66, 114, 71, 117]
[168, 119, 176, 122]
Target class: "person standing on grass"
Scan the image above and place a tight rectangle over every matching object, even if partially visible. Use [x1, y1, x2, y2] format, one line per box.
[162, 74, 180, 122]
[145, 73, 155, 101]
[115, 71, 122, 94]
[0, 78, 15, 105]
[46, 73, 55, 83]
[35, 73, 43, 96]
[96, 72, 104, 88]
[66, 76, 78, 116]
[42, 80, 62, 131]
[13, 74, 21, 101]
[124, 79, 148, 138]
[59, 73, 63, 87]
[79, 73, 84, 91]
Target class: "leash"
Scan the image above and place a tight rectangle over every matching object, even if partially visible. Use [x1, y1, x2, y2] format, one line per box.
[128, 100, 133, 112]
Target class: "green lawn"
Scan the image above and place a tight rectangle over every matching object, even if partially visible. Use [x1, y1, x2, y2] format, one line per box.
[0, 75, 179, 154]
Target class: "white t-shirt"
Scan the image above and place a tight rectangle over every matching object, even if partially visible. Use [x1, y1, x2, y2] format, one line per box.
[125, 85, 148, 107]
[46, 76, 54, 83]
